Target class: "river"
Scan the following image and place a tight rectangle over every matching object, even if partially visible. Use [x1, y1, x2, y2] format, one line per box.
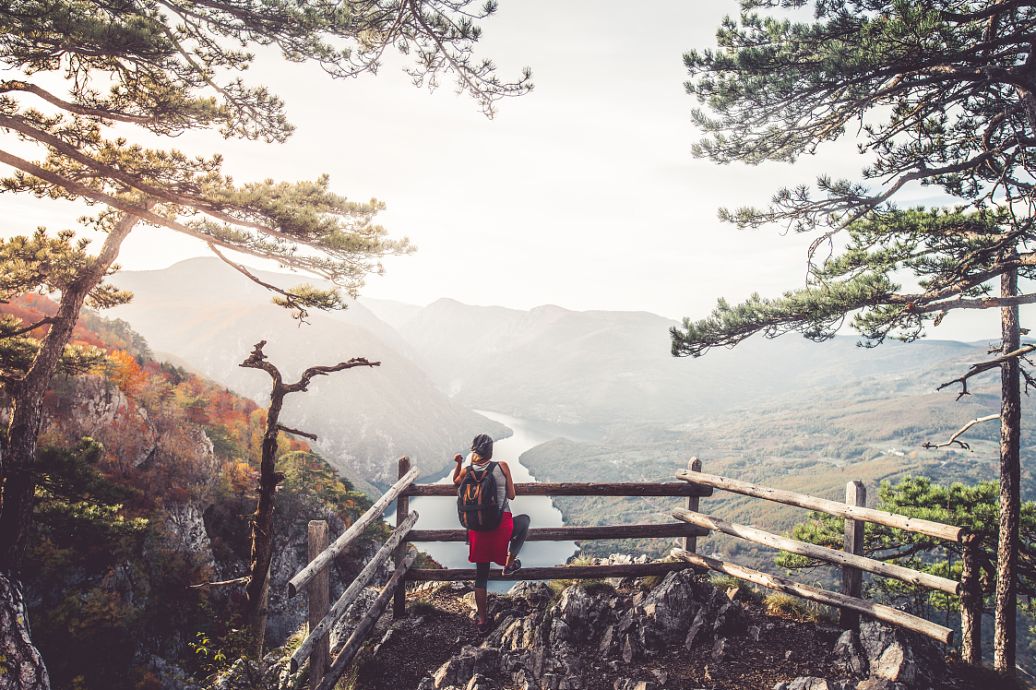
[395, 410, 599, 588]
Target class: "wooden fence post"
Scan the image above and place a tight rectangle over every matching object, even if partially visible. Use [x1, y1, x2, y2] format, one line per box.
[392, 456, 411, 619]
[683, 457, 702, 553]
[307, 520, 329, 690]
[960, 532, 982, 665]
[840, 480, 866, 628]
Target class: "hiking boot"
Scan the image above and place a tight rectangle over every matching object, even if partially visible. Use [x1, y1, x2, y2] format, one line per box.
[503, 558, 521, 576]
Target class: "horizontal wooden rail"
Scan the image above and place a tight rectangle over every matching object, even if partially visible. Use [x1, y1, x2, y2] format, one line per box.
[670, 549, 953, 644]
[315, 548, 417, 690]
[291, 511, 420, 672]
[408, 523, 708, 543]
[675, 470, 964, 543]
[672, 509, 960, 595]
[404, 481, 712, 497]
[289, 466, 420, 597]
[406, 561, 693, 582]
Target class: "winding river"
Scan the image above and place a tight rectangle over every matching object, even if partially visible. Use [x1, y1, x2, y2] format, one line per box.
[399, 410, 597, 587]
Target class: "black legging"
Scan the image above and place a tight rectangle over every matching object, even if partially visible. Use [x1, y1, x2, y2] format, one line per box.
[475, 514, 530, 588]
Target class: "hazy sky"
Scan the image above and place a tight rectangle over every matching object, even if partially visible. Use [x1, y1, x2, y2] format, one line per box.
[1, 1, 1024, 340]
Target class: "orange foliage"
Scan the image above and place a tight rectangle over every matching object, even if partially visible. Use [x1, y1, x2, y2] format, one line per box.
[108, 350, 148, 396]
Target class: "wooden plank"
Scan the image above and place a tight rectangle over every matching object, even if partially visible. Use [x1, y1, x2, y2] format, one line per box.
[290, 511, 419, 672]
[314, 549, 418, 690]
[407, 523, 708, 543]
[393, 456, 411, 619]
[675, 469, 964, 543]
[307, 521, 329, 690]
[841, 481, 866, 628]
[405, 561, 693, 582]
[288, 465, 420, 597]
[672, 508, 960, 595]
[684, 457, 702, 553]
[404, 482, 713, 497]
[670, 548, 954, 645]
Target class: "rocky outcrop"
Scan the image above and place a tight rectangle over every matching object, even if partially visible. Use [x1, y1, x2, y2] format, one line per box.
[776, 618, 949, 690]
[393, 566, 954, 690]
[0, 573, 51, 690]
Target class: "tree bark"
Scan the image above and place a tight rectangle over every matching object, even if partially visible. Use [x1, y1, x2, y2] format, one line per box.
[0, 212, 139, 572]
[238, 342, 378, 657]
[994, 264, 1021, 675]
[243, 378, 286, 657]
[960, 533, 982, 665]
[0, 573, 50, 690]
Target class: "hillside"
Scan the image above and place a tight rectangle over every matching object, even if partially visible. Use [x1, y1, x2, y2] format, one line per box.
[0, 296, 388, 690]
[110, 259, 508, 489]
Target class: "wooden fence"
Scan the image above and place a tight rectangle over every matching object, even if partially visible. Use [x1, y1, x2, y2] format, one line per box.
[286, 456, 972, 690]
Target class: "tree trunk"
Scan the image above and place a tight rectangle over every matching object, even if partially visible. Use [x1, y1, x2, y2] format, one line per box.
[0, 573, 50, 690]
[960, 533, 982, 665]
[244, 387, 285, 657]
[994, 264, 1020, 675]
[0, 213, 139, 572]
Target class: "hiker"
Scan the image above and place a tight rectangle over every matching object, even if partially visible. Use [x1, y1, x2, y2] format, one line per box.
[453, 433, 530, 633]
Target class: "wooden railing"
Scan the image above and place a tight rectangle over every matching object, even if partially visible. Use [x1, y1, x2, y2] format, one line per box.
[286, 462, 422, 690]
[671, 463, 969, 649]
[288, 455, 971, 689]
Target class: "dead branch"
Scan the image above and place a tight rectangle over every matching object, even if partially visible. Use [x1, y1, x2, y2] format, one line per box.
[285, 358, 381, 393]
[189, 576, 248, 589]
[936, 344, 1036, 399]
[923, 414, 1000, 450]
[277, 424, 318, 441]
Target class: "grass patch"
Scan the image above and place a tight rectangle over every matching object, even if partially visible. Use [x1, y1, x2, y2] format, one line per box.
[409, 600, 439, 616]
[763, 592, 835, 622]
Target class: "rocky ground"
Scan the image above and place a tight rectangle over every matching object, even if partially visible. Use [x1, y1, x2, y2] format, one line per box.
[345, 564, 1004, 690]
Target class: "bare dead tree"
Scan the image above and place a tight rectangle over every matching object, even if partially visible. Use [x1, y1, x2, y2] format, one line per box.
[239, 340, 379, 656]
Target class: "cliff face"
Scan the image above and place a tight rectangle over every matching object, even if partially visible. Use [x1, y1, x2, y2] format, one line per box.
[1, 297, 386, 690]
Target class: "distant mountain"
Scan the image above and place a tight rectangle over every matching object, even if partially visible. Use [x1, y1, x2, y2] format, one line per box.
[371, 296, 988, 426]
[110, 259, 507, 489]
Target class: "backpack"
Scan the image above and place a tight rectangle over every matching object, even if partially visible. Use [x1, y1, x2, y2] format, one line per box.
[457, 461, 503, 531]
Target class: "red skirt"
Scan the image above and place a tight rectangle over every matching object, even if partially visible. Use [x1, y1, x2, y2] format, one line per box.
[467, 511, 513, 566]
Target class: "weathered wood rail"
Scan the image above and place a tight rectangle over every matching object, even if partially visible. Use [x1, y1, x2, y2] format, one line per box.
[289, 454, 972, 688]
[673, 466, 970, 649]
[286, 463, 422, 690]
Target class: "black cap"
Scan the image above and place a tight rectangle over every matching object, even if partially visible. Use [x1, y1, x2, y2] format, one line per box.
[471, 433, 494, 460]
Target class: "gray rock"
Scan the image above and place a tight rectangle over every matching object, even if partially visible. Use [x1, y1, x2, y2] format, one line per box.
[855, 680, 908, 690]
[684, 608, 707, 649]
[466, 674, 496, 690]
[831, 629, 868, 678]
[711, 636, 730, 662]
[613, 681, 657, 690]
[777, 678, 837, 690]
[640, 569, 699, 639]
[858, 621, 915, 684]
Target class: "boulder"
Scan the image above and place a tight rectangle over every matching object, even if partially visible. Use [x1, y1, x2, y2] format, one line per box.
[831, 629, 868, 679]
[858, 621, 915, 684]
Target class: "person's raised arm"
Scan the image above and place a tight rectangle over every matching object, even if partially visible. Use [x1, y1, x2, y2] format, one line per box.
[452, 453, 466, 486]
[500, 462, 516, 500]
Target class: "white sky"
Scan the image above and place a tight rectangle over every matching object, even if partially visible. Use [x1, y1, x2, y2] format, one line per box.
[0, 0, 1023, 340]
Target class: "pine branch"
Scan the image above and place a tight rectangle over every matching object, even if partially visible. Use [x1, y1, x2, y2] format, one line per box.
[936, 345, 1036, 399]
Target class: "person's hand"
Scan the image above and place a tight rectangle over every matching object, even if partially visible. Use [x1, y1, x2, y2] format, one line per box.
[454, 453, 464, 463]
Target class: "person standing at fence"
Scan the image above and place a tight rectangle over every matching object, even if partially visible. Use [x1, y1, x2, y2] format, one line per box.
[453, 433, 530, 633]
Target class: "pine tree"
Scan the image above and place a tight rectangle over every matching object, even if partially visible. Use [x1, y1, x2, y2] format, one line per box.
[0, 4, 530, 679]
[672, 1, 1036, 673]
